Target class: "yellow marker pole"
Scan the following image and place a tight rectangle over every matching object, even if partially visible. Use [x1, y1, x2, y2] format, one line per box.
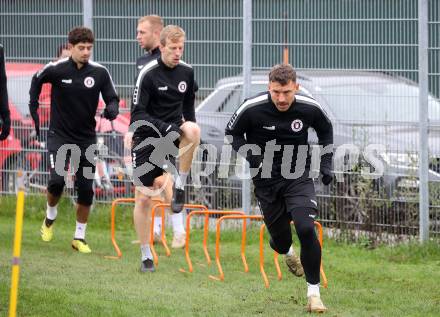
[9, 171, 26, 317]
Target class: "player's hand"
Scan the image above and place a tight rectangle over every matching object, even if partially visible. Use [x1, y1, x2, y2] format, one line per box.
[124, 132, 133, 149]
[0, 115, 10, 141]
[103, 102, 119, 121]
[321, 171, 333, 185]
[247, 154, 263, 169]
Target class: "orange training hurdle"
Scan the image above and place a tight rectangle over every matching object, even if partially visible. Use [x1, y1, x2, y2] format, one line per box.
[150, 203, 208, 265]
[179, 210, 245, 273]
[106, 197, 163, 259]
[208, 214, 264, 281]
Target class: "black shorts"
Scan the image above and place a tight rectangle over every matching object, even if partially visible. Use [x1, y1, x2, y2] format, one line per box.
[131, 135, 178, 187]
[47, 133, 96, 190]
[254, 176, 318, 229]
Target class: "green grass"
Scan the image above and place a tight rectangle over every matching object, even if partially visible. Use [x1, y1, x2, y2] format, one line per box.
[1, 195, 440, 316]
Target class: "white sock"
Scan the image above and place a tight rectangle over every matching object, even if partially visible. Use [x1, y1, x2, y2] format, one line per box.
[307, 283, 320, 297]
[140, 244, 153, 261]
[171, 212, 185, 235]
[154, 217, 162, 235]
[46, 203, 58, 220]
[286, 245, 294, 256]
[175, 172, 188, 190]
[74, 221, 87, 240]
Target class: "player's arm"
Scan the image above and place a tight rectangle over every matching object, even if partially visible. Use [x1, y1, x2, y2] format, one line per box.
[312, 106, 334, 184]
[225, 105, 261, 168]
[100, 68, 120, 121]
[28, 62, 54, 138]
[0, 45, 10, 140]
[182, 72, 197, 123]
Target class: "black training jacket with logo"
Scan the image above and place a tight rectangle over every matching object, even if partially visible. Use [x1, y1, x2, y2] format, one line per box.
[225, 91, 333, 186]
[130, 57, 196, 138]
[29, 57, 119, 144]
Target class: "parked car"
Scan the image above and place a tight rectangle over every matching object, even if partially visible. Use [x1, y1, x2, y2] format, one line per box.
[0, 62, 130, 197]
[195, 70, 440, 209]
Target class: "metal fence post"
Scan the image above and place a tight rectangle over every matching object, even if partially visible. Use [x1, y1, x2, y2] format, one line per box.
[242, 0, 252, 214]
[83, 0, 93, 30]
[418, 0, 429, 242]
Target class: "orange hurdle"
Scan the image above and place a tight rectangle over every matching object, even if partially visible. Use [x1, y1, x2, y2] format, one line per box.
[179, 210, 245, 273]
[208, 214, 263, 281]
[260, 221, 328, 288]
[259, 223, 282, 288]
[150, 203, 208, 265]
[106, 198, 163, 259]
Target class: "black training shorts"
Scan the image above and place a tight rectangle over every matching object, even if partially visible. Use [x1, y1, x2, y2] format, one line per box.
[47, 131, 96, 193]
[254, 175, 318, 229]
[131, 135, 178, 187]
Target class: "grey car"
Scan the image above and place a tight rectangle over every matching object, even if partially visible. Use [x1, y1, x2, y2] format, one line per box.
[195, 70, 440, 208]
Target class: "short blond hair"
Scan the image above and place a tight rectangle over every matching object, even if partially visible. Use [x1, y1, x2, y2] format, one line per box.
[160, 25, 185, 46]
[138, 15, 163, 31]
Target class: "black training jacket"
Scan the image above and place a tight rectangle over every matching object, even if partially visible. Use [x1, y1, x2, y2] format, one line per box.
[29, 57, 119, 144]
[0, 45, 9, 128]
[130, 57, 196, 138]
[136, 47, 161, 75]
[225, 92, 333, 186]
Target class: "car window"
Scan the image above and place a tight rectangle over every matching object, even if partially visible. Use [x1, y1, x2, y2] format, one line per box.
[218, 84, 268, 113]
[316, 83, 440, 122]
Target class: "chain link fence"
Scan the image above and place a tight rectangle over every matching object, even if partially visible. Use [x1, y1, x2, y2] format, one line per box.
[1, 0, 439, 241]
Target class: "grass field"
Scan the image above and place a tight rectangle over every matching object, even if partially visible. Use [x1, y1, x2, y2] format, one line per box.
[1, 195, 440, 317]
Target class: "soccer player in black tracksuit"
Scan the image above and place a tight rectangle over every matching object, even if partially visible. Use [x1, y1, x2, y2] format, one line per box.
[130, 15, 188, 250]
[129, 25, 201, 272]
[135, 14, 162, 74]
[225, 64, 333, 313]
[29, 27, 119, 253]
[0, 44, 10, 141]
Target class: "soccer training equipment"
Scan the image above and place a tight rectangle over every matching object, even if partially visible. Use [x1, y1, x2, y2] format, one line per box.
[40, 221, 54, 242]
[71, 239, 92, 253]
[171, 186, 185, 213]
[285, 248, 304, 277]
[307, 295, 327, 313]
[140, 258, 155, 272]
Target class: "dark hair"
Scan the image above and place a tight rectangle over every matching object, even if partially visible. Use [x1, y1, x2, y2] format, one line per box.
[269, 64, 296, 85]
[68, 27, 94, 45]
[56, 43, 69, 58]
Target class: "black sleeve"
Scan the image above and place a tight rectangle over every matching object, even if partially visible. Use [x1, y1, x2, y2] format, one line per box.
[312, 107, 334, 174]
[28, 63, 54, 136]
[225, 103, 261, 167]
[100, 68, 120, 114]
[132, 74, 181, 135]
[0, 45, 9, 123]
[182, 70, 196, 122]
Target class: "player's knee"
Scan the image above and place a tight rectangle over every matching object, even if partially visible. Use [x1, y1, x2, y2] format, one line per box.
[135, 189, 153, 207]
[153, 175, 166, 188]
[77, 188, 94, 206]
[294, 221, 316, 243]
[269, 231, 292, 254]
[47, 178, 65, 196]
[181, 122, 201, 143]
